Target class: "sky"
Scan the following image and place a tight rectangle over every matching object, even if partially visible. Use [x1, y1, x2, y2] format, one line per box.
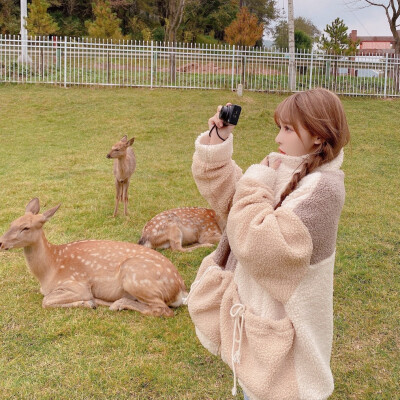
[265, 0, 393, 39]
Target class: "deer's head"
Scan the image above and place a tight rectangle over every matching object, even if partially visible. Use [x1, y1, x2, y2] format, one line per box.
[0, 198, 60, 250]
[106, 135, 135, 159]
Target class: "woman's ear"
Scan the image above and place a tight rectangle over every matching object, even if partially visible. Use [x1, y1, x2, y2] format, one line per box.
[314, 137, 322, 145]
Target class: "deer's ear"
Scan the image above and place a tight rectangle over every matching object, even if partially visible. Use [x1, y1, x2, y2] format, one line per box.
[25, 198, 40, 215]
[121, 135, 128, 142]
[42, 204, 61, 222]
[127, 137, 135, 146]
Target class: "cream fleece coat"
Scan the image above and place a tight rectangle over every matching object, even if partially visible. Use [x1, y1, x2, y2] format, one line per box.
[187, 131, 345, 400]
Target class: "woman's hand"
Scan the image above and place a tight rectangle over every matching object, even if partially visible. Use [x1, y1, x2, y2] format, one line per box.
[208, 103, 235, 144]
[260, 156, 281, 170]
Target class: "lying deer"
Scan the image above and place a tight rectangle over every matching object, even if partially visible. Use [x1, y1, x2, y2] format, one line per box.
[0, 198, 187, 317]
[107, 135, 136, 217]
[138, 207, 224, 252]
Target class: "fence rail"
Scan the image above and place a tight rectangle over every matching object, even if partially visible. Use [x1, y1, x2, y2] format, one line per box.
[1, 35, 400, 97]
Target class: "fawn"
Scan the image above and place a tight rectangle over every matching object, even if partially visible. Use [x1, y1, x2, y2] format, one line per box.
[0, 198, 188, 317]
[107, 135, 136, 217]
[138, 207, 224, 252]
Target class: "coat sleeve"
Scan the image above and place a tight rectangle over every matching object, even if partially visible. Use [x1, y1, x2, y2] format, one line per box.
[191, 131, 243, 221]
[226, 164, 313, 304]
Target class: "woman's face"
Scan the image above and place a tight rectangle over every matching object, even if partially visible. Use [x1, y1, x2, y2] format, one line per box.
[275, 121, 320, 156]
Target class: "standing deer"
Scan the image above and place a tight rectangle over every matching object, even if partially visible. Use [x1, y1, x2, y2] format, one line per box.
[138, 207, 224, 252]
[0, 198, 187, 317]
[107, 135, 136, 217]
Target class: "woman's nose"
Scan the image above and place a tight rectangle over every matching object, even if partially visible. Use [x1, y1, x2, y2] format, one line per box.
[275, 130, 282, 144]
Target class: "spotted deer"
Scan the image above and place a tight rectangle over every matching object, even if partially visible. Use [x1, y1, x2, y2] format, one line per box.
[138, 207, 224, 252]
[0, 198, 187, 317]
[107, 135, 136, 217]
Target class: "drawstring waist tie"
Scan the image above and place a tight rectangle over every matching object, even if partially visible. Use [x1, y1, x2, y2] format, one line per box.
[230, 303, 245, 396]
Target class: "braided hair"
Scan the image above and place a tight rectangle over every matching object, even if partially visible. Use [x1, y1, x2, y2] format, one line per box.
[274, 88, 350, 209]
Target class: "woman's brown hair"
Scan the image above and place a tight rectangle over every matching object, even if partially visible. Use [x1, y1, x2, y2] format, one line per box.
[274, 88, 350, 209]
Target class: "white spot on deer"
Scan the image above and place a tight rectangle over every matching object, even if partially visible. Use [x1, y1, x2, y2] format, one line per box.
[71, 254, 75, 259]
[60, 265, 65, 269]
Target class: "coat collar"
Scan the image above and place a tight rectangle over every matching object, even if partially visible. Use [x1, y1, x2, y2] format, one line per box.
[267, 149, 344, 174]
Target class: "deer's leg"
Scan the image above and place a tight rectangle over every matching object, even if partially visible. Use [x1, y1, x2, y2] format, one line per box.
[123, 180, 130, 216]
[42, 285, 96, 309]
[167, 226, 187, 252]
[113, 180, 121, 217]
[109, 297, 174, 317]
[93, 298, 113, 307]
[179, 242, 216, 251]
[116, 260, 177, 317]
[198, 231, 222, 246]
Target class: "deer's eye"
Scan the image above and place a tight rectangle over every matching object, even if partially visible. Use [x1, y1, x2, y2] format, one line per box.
[21, 227, 30, 231]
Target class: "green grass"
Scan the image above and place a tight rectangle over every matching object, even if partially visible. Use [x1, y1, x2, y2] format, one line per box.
[0, 84, 399, 399]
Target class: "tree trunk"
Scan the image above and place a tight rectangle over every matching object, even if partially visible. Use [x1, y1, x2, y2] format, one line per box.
[165, 0, 185, 84]
[165, 0, 185, 43]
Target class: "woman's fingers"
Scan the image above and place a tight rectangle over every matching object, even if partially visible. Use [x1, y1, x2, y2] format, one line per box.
[270, 159, 281, 170]
[260, 156, 269, 166]
[207, 103, 234, 131]
[260, 157, 281, 170]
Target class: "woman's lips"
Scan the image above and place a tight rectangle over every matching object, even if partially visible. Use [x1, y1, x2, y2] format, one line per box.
[279, 149, 286, 154]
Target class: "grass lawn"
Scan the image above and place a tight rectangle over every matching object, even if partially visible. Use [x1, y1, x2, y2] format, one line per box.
[0, 84, 399, 399]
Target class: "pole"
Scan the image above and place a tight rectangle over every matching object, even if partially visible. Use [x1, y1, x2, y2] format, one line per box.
[288, 0, 296, 91]
[19, 0, 31, 63]
[309, 48, 314, 90]
[383, 52, 388, 98]
[231, 45, 235, 91]
[150, 40, 153, 89]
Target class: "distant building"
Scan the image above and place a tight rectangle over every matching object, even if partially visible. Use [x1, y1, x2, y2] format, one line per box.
[350, 30, 397, 55]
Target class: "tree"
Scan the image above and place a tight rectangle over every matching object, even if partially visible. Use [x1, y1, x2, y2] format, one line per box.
[239, 0, 278, 32]
[165, 0, 185, 42]
[85, 0, 124, 39]
[25, 0, 59, 36]
[224, 6, 263, 46]
[319, 17, 358, 55]
[295, 30, 312, 51]
[320, 18, 358, 86]
[0, 0, 20, 34]
[183, 0, 239, 42]
[273, 16, 320, 50]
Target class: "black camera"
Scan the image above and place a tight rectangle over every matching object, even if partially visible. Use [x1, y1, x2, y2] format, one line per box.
[219, 104, 242, 126]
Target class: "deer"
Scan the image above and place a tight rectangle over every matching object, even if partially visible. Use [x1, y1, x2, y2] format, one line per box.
[0, 198, 188, 317]
[107, 135, 136, 217]
[138, 207, 224, 252]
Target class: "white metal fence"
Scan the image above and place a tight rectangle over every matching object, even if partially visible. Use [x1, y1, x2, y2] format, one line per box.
[1, 35, 400, 97]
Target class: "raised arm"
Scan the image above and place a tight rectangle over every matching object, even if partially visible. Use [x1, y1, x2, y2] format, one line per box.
[191, 105, 243, 220]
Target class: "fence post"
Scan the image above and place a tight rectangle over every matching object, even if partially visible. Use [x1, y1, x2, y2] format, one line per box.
[231, 45, 235, 91]
[309, 49, 314, 90]
[384, 52, 388, 98]
[64, 36, 67, 88]
[150, 40, 154, 89]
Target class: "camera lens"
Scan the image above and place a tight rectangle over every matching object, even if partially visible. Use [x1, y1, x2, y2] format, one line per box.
[219, 106, 229, 122]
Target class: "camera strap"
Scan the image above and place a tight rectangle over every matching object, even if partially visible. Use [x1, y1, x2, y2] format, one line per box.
[209, 124, 226, 142]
